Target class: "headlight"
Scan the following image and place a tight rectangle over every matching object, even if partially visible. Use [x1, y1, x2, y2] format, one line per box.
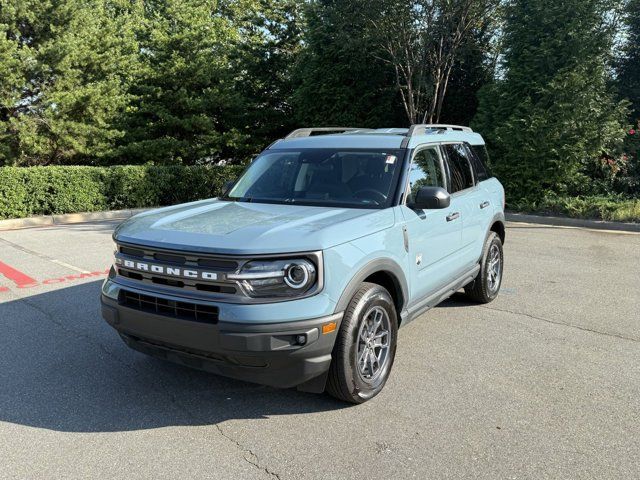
[228, 258, 317, 298]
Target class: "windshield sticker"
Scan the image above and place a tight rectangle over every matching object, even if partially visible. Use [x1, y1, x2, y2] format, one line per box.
[385, 155, 397, 164]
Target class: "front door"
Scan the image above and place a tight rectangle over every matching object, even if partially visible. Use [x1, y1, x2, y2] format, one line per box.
[399, 146, 463, 303]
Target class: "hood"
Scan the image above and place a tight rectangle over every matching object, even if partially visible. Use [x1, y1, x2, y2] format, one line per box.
[114, 199, 395, 254]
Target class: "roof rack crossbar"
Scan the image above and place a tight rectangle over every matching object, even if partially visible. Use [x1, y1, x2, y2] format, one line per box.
[285, 127, 374, 139]
[400, 124, 473, 147]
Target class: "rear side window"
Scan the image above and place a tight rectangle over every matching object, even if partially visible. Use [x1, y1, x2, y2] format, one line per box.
[443, 144, 474, 193]
[469, 144, 490, 181]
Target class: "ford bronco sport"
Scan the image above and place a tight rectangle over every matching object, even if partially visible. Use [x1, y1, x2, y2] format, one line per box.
[101, 125, 505, 403]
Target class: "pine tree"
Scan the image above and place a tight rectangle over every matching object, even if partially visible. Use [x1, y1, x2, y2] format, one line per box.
[473, 0, 627, 199]
[230, 0, 303, 156]
[291, 0, 403, 128]
[617, 0, 640, 122]
[114, 0, 251, 165]
[0, 0, 139, 165]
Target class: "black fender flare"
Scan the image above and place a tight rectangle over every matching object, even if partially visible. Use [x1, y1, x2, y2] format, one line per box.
[478, 212, 506, 263]
[487, 211, 505, 244]
[334, 258, 408, 314]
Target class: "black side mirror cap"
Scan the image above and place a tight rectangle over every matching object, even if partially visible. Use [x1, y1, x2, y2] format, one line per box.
[410, 186, 451, 210]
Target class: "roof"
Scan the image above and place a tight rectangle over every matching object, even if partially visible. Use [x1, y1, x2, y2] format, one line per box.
[268, 127, 485, 151]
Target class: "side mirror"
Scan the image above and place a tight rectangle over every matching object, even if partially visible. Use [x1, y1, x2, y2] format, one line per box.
[411, 186, 450, 210]
[222, 180, 235, 196]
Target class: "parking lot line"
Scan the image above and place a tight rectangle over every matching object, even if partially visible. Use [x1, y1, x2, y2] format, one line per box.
[0, 236, 90, 274]
[0, 260, 38, 287]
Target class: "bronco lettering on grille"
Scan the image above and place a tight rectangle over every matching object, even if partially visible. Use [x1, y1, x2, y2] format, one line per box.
[116, 258, 219, 281]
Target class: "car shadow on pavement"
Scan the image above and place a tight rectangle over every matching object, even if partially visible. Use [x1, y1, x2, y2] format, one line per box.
[437, 292, 479, 308]
[0, 281, 348, 433]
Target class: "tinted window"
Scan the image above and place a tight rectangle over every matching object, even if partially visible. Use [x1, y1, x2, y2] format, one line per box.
[469, 144, 490, 181]
[443, 143, 474, 193]
[227, 149, 402, 208]
[406, 147, 445, 203]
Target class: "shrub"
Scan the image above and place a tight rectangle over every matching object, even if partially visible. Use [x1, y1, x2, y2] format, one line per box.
[0, 165, 244, 220]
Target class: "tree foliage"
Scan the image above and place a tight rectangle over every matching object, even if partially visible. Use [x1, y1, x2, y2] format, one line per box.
[0, 0, 139, 165]
[0, 0, 636, 205]
[439, 17, 498, 125]
[617, 0, 640, 122]
[114, 0, 258, 165]
[231, 0, 303, 155]
[291, 0, 403, 127]
[473, 0, 628, 200]
[0, 0, 301, 166]
[370, 0, 498, 124]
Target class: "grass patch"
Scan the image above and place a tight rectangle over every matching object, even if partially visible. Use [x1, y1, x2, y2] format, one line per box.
[509, 195, 640, 223]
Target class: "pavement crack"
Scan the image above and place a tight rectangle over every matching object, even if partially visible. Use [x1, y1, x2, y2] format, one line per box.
[152, 391, 283, 479]
[481, 305, 640, 344]
[214, 423, 283, 480]
[16, 295, 146, 375]
[15, 295, 283, 479]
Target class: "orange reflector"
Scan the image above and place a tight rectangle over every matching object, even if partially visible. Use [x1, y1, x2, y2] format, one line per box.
[322, 322, 337, 335]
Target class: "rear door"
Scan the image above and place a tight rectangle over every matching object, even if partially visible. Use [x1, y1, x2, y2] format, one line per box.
[399, 145, 463, 302]
[441, 143, 484, 268]
[465, 142, 496, 235]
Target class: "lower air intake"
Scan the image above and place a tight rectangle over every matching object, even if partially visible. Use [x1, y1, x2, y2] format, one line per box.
[119, 290, 219, 324]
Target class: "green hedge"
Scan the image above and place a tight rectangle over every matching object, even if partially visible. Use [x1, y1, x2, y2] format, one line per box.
[2, 166, 638, 224]
[0, 165, 244, 220]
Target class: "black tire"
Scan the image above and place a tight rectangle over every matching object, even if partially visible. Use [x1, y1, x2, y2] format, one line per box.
[326, 282, 398, 404]
[464, 232, 503, 303]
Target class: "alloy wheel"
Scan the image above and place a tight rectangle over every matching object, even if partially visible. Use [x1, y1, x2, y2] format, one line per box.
[487, 243, 502, 292]
[356, 306, 391, 382]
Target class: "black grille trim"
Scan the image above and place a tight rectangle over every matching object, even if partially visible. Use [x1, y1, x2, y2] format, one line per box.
[120, 246, 145, 258]
[119, 290, 219, 324]
[113, 242, 323, 303]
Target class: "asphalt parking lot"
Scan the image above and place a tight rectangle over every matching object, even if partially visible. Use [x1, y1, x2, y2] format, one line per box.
[0, 220, 639, 479]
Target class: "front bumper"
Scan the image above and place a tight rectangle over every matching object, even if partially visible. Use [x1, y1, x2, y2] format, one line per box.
[101, 290, 342, 391]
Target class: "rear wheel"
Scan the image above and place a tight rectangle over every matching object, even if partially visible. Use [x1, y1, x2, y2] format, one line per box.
[464, 232, 503, 303]
[326, 282, 398, 404]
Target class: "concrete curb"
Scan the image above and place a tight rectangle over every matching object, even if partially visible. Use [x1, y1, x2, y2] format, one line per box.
[0, 208, 149, 231]
[506, 212, 640, 233]
[1, 207, 638, 233]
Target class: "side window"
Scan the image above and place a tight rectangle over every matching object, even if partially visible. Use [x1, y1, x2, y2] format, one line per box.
[469, 144, 490, 181]
[443, 143, 474, 193]
[406, 147, 445, 204]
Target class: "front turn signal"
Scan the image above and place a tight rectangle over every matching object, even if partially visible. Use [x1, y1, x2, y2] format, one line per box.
[322, 322, 337, 335]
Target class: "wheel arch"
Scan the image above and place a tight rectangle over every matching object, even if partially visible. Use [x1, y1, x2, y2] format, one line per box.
[491, 219, 505, 245]
[334, 258, 408, 322]
[488, 212, 506, 245]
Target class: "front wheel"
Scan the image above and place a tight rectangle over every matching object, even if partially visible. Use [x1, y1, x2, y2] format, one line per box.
[464, 232, 504, 303]
[326, 282, 398, 404]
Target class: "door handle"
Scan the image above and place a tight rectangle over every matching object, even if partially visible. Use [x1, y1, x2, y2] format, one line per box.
[480, 201, 490, 209]
[446, 212, 460, 222]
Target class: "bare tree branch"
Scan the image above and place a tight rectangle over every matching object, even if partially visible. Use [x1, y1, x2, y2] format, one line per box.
[371, 0, 498, 124]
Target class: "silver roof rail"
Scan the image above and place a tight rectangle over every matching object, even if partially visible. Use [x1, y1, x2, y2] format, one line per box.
[409, 124, 473, 134]
[285, 127, 374, 139]
[400, 124, 473, 147]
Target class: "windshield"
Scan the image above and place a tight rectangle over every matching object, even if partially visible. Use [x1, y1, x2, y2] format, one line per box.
[225, 149, 403, 208]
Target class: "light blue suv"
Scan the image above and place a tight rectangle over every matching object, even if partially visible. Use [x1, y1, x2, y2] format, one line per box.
[101, 125, 505, 403]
